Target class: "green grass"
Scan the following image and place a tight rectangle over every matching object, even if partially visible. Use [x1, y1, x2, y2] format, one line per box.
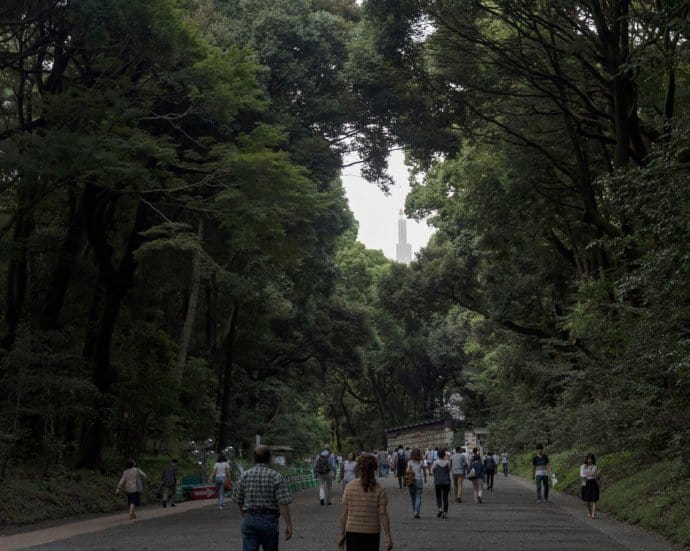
[0, 454, 203, 527]
[0, 471, 125, 525]
[512, 448, 690, 546]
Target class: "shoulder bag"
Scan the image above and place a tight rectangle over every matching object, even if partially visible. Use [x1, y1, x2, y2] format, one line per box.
[404, 469, 415, 487]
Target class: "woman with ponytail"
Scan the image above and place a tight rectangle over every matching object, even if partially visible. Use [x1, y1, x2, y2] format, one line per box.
[338, 454, 393, 551]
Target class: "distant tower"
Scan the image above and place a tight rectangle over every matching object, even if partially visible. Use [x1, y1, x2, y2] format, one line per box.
[396, 209, 412, 265]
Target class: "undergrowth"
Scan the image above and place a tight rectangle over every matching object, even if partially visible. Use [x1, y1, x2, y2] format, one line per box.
[512, 448, 690, 546]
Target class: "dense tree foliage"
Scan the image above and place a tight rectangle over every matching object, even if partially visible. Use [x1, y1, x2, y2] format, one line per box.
[0, 0, 688, 480]
[344, 0, 690, 458]
[0, 0, 362, 471]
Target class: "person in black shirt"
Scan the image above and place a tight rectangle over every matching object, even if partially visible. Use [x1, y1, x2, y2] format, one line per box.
[531, 444, 551, 503]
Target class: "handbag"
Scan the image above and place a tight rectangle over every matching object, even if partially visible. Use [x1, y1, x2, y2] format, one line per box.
[224, 478, 233, 491]
[467, 467, 477, 480]
[404, 470, 415, 487]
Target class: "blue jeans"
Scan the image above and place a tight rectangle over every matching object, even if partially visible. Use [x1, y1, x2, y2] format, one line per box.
[379, 464, 389, 477]
[408, 479, 423, 514]
[536, 475, 549, 500]
[242, 512, 279, 551]
[215, 477, 226, 508]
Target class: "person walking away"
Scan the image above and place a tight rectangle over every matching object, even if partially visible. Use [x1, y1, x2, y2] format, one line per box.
[394, 446, 407, 489]
[405, 448, 426, 518]
[340, 452, 358, 486]
[500, 449, 509, 477]
[580, 453, 600, 518]
[314, 444, 337, 505]
[467, 454, 485, 504]
[431, 448, 451, 518]
[532, 444, 551, 503]
[450, 447, 468, 503]
[116, 459, 147, 520]
[339, 454, 393, 551]
[211, 454, 231, 509]
[484, 452, 496, 491]
[233, 445, 293, 551]
[424, 447, 434, 470]
[161, 458, 178, 508]
[377, 449, 389, 477]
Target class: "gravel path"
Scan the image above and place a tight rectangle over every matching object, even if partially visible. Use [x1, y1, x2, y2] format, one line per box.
[1, 473, 679, 551]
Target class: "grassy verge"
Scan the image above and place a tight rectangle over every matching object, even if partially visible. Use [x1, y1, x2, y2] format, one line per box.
[512, 449, 690, 547]
[0, 455, 201, 528]
[0, 470, 127, 526]
[0, 457, 311, 529]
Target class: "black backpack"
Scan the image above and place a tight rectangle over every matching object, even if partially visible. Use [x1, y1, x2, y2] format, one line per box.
[315, 454, 331, 474]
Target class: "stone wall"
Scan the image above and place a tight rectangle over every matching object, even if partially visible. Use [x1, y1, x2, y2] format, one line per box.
[385, 420, 456, 453]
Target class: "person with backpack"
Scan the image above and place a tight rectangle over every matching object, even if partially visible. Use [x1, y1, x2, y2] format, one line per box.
[484, 452, 496, 491]
[314, 444, 337, 505]
[394, 446, 407, 489]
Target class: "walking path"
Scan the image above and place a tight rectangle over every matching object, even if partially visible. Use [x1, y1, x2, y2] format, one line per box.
[0, 473, 679, 550]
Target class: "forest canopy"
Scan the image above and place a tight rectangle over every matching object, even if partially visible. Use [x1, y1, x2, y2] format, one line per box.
[0, 0, 688, 476]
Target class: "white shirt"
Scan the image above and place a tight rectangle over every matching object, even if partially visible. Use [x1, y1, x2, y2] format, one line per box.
[342, 459, 357, 482]
[213, 461, 229, 479]
[408, 459, 425, 479]
[580, 464, 598, 480]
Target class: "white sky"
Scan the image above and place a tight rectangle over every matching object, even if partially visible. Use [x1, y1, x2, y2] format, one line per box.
[341, 150, 435, 261]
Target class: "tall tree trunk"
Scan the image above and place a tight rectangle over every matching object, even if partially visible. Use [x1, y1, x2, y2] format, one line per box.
[0, 188, 34, 350]
[338, 390, 363, 452]
[217, 301, 239, 452]
[174, 219, 204, 384]
[40, 187, 83, 330]
[79, 198, 149, 468]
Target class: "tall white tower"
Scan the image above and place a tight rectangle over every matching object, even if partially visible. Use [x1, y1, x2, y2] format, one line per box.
[396, 209, 412, 265]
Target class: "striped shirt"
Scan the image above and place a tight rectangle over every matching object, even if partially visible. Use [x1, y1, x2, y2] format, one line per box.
[232, 463, 292, 511]
[342, 480, 388, 534]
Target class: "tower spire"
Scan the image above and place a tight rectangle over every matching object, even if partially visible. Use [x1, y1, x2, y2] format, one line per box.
[396, 210, 412, 265]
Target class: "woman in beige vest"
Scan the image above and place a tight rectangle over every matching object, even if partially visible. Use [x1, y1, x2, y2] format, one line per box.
[116, 459, 147, 519]
[339, 454, 393, 550]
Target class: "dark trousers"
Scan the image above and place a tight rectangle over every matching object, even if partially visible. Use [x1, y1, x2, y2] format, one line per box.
[486, 470, 495, 489]
[435, 483, 450, 512]
[345, 531, 380, 551]
[536, 475, 549, 500]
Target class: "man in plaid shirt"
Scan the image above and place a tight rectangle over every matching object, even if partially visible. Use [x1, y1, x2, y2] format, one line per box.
[233, 445, 293, 550]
